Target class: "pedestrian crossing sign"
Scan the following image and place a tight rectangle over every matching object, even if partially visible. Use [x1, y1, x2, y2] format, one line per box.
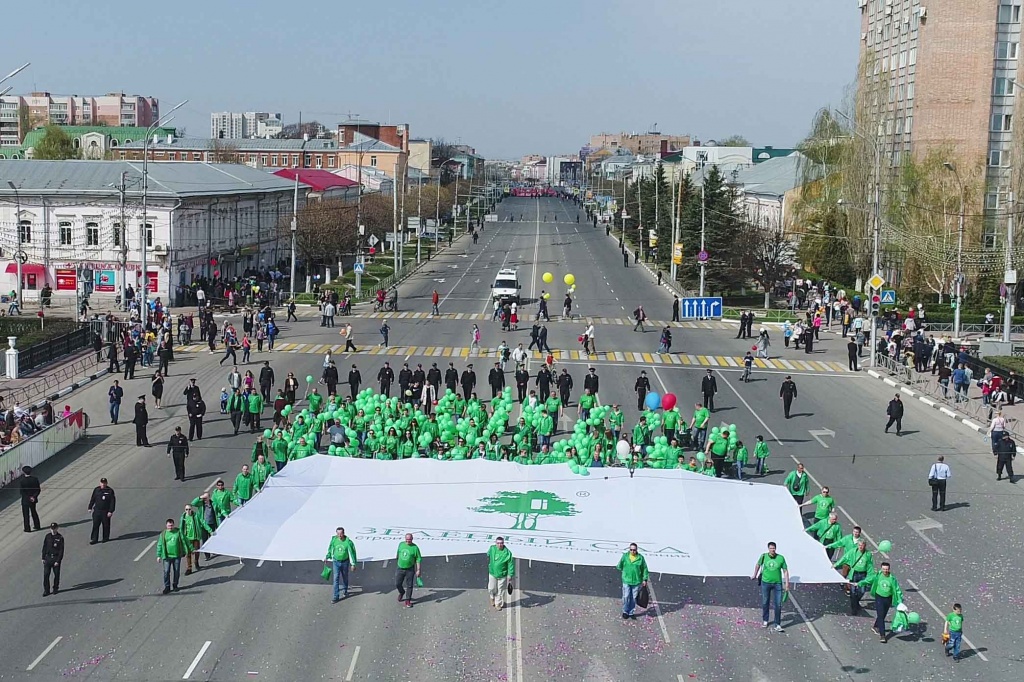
[353, 262, 365, 274]
[880, 289, 896, 305]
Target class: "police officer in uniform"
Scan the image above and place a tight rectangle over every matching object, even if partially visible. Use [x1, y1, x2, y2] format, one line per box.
[133, 395, 151, 447]
[461, 364, 477, 401]
[444, 362, 459, 394]
[19, 465, 41, 533]
[515, 365, 530, 403]
[88, 478, 116, 544]
[398, 363, 413, 402]
[187, 396, 206, 441]
[42, 522, 64, 596]
[377, 362, 395, 397]
[634, 371, 651, 411]
[583, 367, 600, 400]
[167, 426, 190, 481]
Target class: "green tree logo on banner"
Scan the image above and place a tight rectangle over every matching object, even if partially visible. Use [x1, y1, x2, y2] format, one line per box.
[471, 490, 580, 530]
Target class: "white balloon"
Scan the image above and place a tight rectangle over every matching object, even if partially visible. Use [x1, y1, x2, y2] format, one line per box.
[616, 440, 630, 456]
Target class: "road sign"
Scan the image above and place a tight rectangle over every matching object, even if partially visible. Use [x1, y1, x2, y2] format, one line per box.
[867, 274, 885, 290]
[353, 262, 365, 274]
[672, 243, 683, 265]
[680, 296, 723, 319]
[697, 249, 709, 263]
[880, 289, 896, 305]
[367, 235, 380, 247]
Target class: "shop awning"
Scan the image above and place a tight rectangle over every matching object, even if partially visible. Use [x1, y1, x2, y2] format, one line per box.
[5, 263, 47, 276]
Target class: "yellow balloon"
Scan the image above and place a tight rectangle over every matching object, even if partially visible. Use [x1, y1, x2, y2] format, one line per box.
[543, 293, 550, 300]
[564, 274, 575, 286]
[542, 272, 554, 284]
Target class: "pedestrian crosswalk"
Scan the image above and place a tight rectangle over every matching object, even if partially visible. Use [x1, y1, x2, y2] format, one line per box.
[173, 343, 852, 373]
[285, 309, 742, 328]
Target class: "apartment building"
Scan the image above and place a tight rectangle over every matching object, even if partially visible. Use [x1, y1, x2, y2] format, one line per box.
[588, 131, 690, 156]
[858, 0, 1021, 247]
[211, 111, 283, 139]
[0, 92, 158, 148]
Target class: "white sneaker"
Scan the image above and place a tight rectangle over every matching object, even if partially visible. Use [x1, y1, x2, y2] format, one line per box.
[773, 625, 784, 633]
[762, 621, 769, 628]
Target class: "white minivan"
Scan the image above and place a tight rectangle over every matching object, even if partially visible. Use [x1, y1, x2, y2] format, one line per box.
[491, 268, 521, 305]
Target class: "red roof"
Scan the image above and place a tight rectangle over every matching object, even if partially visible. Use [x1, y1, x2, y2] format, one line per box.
[273, 168, 359, 192]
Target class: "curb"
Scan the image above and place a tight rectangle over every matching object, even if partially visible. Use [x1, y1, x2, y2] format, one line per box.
[864, 369, 983, 432]
[29, 367, 111, 412]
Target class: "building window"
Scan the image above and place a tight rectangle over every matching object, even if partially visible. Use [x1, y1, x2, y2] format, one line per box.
[889, 85, 896, 102]
[113, 222, 122, 247]
[908, 47, 916, 65]
[328, 156, 335, 168]
[999, 4, 1022, 23]
[993, 113, 1014, 131]
[987, 192, 1001, 210]
[142, 223, 153, 248]
[19, 219, 32, 244]
[261, 155, 268, 166]
[998, 41, 1020, 59]
[86, 222, 99, 246]
[994, 77, 1014, 95]
[990, 149, 1006, 166]
[292, 154, 299, 166]
[905, 115, 912, 133]
[370, 155, 378, 167]
[907, 82, 914, 99]
[899, 50, 907, 67]
[58, 221, 71, 245]
[304, 153, 312, 167]
[192, 152, 201, 161]
[271, 154, 278, 166]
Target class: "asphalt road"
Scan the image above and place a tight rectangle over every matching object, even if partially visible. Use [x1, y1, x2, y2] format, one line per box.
[0, 196, 1019, 681]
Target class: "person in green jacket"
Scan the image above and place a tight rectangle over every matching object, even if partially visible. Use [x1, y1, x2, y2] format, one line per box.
[825, 525, 863, 562]
[855, 561, 904, 642]
[632, 416, 651, 448]
[806, 511, 843, 549]
[246, 390, 264, 433]
[307, 387, 324, 414]
[252, 453, 273, 489]
[233, 465, 255, 505]
[753, 435, 770, 475]
[271, 432, 289, 472]
[799, 486, 835, 522]
[834, 539, 873, 614]
[211, 479, 233, 523]
[783, 463, 809, 503]
[609, 404, 624, 441]
[616, 542, 649, 619]
[179, 503, 212, 575]
[251, 435, 269, 463]
[537, 410, 554, 448]
[325, 527, 358, 603]
[487, 537, 515, 610]
[734, 441, 749, 480]
[156, 518, 189, 594]
[290, 436, 316, 460]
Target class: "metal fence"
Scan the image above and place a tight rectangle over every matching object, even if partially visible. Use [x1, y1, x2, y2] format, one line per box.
[18, 325, 94, 373]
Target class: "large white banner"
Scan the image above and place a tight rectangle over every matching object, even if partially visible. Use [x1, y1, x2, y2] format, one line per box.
[203, 457, 843, 583]
[0, 410, 87, 487]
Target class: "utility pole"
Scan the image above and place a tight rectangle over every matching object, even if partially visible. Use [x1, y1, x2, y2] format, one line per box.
[699, 182, 706, 297]
[868, 142, 881, 367]
[637, 178, 643, 262]
[7, 181, 22, 309]
[118, 171, 128, 309]
[655, 165, 660, 267]
[1005, 192, 1016, 343]
[943, 162, 965, 339]
[290, 134, 309, 302]
[392, 173, 399, 273]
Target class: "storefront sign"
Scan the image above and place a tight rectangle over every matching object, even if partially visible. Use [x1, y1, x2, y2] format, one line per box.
[55, 269, 78, 291]
[94, 269, 116, 292]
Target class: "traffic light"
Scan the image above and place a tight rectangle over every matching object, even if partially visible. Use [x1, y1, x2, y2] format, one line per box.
[871, 294, 881, 316]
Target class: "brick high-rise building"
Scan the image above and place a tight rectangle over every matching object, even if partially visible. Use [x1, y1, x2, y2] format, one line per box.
[0, 92, 158, 149]
[858, 0, 1021, 247]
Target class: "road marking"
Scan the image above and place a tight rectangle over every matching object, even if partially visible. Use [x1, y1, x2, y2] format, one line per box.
[515, 557, 524, 682]
[134, 540, 157, 562]
[256, 559, 265, 567]
[646, 581, 671, 643]
[788, 593, 828, 651]
[182, 641, 211, 680]
[808, 428, 835, 448]
[26, 636, 62, 671]
[906, 517, 945, 555]
[344, 645, 361, 681]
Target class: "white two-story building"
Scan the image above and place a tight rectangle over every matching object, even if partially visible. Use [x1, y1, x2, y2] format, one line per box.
[0, 160, 299, 307]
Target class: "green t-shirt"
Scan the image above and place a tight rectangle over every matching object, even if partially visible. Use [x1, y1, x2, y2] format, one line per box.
[579, 394, 596, 410]
[308, 392, 324, 413]
[326, 535, 358, 562]
[759, 553, 787, 583]
[609, 410, 624, 428]
[810, 494, 835, 520]
[871, 574, 897, 598]
[946, 612, 963, 632]
[396, 542, 422, 569]
[663, 410, 679, 429]
[692, 407, 710, 429]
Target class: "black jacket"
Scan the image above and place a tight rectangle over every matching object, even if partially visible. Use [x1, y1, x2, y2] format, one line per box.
[460, 370, 476, 389]
[427, 368, 442, 387]
[488, 368, 505, 388]
[398, 368, 413, 386]
[634, 376, 650, 394]
[780, 380, 798, 398]
[887, 399, 904, 418]
[133, 402, 149, 426]
[348, 369, 361, 386]
[995, 437, 1017, 458]
[557, 373, 573, 392]
[412, 369, 426, 386]
[377, 367, 395, 386]
[167, 433, 189, 456]
[537, 369, 552, 392]
[183, 384, 202, 404]
[42, 532, 64, 563]
[583, 374, 599, 393]
[187, 400, 206, 419]
[88, 486, 116, 514]
[515, 369, 530, 387]
[701, 375, 718, 396]
[322, 366, 339, 385]
[259, 366, 276, 386]
[444, 368, 459, 388]
[19, 474, 41, 501]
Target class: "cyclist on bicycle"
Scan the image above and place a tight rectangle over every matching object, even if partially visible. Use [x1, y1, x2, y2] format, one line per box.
[375, 288, 386, 311]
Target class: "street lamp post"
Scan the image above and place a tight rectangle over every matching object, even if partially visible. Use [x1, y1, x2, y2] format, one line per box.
[943, 162, 966, 339]
[140, 99, 188, 327]
[290, 135, 310, 303]
[7, 181, 22, 310]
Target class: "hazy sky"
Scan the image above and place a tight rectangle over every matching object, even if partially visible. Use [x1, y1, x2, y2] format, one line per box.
[10, 0, 858, 159]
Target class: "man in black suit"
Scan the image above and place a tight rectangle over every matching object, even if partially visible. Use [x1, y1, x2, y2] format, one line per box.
[133, 395, 151, 446]
[42, 522, 64, 596]
[20, 465, 41, 533]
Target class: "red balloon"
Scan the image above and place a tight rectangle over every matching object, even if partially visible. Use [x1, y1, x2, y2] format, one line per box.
[213, 270, 220, 277]
[662, 393, 677, 410]
[210, 258, 218, 266]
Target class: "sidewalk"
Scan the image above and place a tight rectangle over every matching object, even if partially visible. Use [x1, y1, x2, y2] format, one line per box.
[1, 348, 110, 410]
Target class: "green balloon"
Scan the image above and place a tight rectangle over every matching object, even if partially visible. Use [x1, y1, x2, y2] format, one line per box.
[306, 375, 314, 383]
[878, 540, 893, 553]
[263, 429, 272, 438]
[907, 611, 921, 625]
[696, 452, 705, 462]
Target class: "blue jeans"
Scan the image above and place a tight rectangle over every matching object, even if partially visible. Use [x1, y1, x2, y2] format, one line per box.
[760, 582, 782, 625]
[946, 630, 962, 658]
[162, 557, 181, 590]
[694, 427, 707, 451]
[332, 560, 351, 600]
[109, 403, 120, 423]
[622, 582, 641, 615]
[735, 461, 744, 480]
[755, 457, 767, 475]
